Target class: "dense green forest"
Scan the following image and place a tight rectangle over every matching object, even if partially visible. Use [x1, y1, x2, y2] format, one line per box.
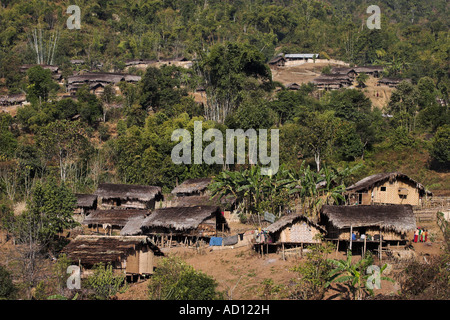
[0, 0, 449, 203]
[0, 0, 449, 302]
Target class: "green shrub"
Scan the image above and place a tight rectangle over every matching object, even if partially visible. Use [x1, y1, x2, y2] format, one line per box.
[148, 256, 223, 300]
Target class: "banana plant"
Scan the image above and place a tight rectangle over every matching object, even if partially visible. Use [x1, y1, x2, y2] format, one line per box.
[325, 251, 393, 300]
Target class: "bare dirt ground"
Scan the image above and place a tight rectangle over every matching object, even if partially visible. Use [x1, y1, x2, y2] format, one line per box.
[270, 63, 394, 110]
[115, 218, 447, 301]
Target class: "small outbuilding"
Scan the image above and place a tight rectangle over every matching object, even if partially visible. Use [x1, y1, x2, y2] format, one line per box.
[74, 194, 97, 222]
[265, 214, 326, 245]
[95, 183, 163, 210]
[171, 178, 212, 197]
[62, 235, 163, 280]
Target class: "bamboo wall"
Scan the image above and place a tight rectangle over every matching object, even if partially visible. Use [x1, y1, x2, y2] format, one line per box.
[351, 180, 422, 206]
[278, 221, 321, 243]
[335, 227, 406, 241]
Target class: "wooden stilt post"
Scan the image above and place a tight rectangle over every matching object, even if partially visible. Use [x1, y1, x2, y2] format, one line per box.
[379, 226, 382, 261]
[363, 236, 367, 257]
[336, 239, 340, 257]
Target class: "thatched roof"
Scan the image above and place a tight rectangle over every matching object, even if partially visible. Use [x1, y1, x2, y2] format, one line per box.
[76, 194, 97, 208]
[346, 172, 432, 196]
[67, 73, 141, 85]
[268, 55, 286, 64]
[120, 215, 147, 236]
[331, 67, 358, 75]
[141, 205, 223, 232]
[82, 209, 150, 227]
[378, 77, 411, 85]
[353, 65, 384, 73]
[95, 183, 162, 201]
[286, 83, 301, 90]
[61, 235, 163, 265]
[265, 214, 326, 234]
[321, 204, 416, 233]
[171, 178, 212, 195]
[0, 93, 26, 104]
[20, 64, 59, 73]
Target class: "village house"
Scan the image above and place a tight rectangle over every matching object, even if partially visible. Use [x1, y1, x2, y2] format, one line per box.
[320, 204, 416, 256]
[165, 178, 237, 214]
[285, 83, 302, 90]
[82, 209, 150, 235]
[330, 67, 358, 79]
[20, 64, 63, 84]
[120, 205, 229, 247]
[345, 172, 432, 206]
[265, 214, 326, 245]
[268, 55, 286, 68]
[312, 74, 353, 90]
[95, 183, 163, 210]
[74, 194, 97, 223]
[377, 77, 411, 88]
[67, 72, 141, 96]
[0, 93, 27, 107]
[171, 178, 213, 197]
[62, 235, 163, 280]
[124, 59, 158, 71]
[259, 214, 326, 258]
[353, 65, 384, 78]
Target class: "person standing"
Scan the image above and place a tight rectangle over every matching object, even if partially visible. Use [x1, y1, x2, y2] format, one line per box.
[413, 228, 419, 243]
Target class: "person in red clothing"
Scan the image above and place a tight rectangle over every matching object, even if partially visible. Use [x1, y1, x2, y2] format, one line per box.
[413, 228, 419, 243]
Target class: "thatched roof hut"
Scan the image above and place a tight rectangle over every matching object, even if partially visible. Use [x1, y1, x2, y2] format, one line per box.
[346, 172, 432, 206]
[139, 205, 228, 237]
[76, 194, 97, 209]
[268, 55, 286, 67]
[347, 172, 429, 194]
[286, 83, 302, 90]
[377, 77, 410, 87]
[353, 65, 384, 77]
[331, 67, 358, 78]
[264, 214, 326, 244]
[95, 183, 163, 210]
[320, 204, 416, 240]
[82, 209, 150, 229]
[0, 93, 26, 106]
[171, 178, 212, 196]
[61, 235, 163, 275]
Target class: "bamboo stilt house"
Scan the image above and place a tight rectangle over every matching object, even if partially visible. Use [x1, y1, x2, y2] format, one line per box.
[345, 172, 432, 206]
[61, 235, 163, 277]
[171, 178, 213, 197]
[320, 204, 416, 242]
[122, 206, 229, 239]
[75, 194, 97, 214]
[95, 183, 163, 210]
[82, 209, 150, 234]
[264, 214, 326, 245]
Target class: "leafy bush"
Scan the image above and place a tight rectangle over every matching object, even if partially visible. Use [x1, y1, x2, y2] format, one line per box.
[147, 256, 223, 300]
[84, 263, 127, 300]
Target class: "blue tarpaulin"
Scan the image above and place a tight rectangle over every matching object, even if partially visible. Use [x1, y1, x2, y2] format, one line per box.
[209, 237, 222, 246]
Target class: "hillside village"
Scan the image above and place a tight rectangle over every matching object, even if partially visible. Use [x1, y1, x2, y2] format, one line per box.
[0, 0, 449, 303]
